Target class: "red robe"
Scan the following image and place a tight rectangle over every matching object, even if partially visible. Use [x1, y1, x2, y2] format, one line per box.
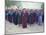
[22, 12, 28, 28]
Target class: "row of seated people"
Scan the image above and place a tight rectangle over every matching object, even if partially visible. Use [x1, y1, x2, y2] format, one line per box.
[5, 8, 44, 28]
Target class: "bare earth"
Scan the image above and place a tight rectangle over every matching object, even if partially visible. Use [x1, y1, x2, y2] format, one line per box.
[5, 20, 44, 34]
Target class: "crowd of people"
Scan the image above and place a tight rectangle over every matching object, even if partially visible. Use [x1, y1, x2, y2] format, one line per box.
[5, 8, 44, 28]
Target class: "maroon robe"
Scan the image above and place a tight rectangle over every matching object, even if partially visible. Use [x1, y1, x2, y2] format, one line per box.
[22, 12, 28, 28]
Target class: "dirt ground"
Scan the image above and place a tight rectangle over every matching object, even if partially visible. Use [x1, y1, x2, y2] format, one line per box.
[5, 20, 44, 34]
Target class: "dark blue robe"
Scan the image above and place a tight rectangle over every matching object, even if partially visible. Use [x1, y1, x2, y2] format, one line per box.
[29, 13, 33, 25]
[42, 14, 44, 22]
[17, 12, 21, 25]
[38, 13, 42, 25]
[29, 13, 36, 24]
[13, 12, 17, 25]
[8, 12, 13, 23]
[16, 13, 19, 25]
[36, 13, 39, 23]
[13, 12, 19, 25]
[5, 10, 9, 20]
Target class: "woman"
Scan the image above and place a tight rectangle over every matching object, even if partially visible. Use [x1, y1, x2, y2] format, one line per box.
[38, 12, 42, 25]
[8, 10, 13, 23]
[22, 9, 28, 28]
[13, 10, 17, 25]
[18, 10, 22, 26]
